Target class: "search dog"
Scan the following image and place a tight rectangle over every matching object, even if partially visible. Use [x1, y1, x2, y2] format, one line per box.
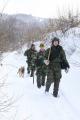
[17, 66, 25, 77]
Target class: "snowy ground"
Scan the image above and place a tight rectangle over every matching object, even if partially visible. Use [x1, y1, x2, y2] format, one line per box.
[0, 49, 80, 120]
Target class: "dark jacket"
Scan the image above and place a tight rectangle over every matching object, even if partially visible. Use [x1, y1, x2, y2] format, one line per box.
[45, 45, 70, 70]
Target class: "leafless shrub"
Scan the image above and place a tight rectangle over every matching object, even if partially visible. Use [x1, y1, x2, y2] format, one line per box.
[45, 9, 80, 35]
[56, 9, 80, 34]
[0, 15, 49, 51]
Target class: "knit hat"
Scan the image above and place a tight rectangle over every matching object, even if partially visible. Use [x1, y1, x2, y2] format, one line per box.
[52, 37, 59, 44]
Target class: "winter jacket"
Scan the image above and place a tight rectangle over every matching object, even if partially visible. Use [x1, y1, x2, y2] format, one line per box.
[36, 49, 47, 76]
[45, 45, 70, 70]
[24, 48, 37, 67]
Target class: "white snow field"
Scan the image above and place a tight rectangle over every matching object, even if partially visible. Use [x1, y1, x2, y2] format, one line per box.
[0, 27, 80, 120]
[0, 48, 80, 120]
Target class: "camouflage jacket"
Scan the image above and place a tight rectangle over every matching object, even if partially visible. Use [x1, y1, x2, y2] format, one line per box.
[45, 45, 70, 70]
[24, 48, 37, 66]
[36, 49, 47, 75]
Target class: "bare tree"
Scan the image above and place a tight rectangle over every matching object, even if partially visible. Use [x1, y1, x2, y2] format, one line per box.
[57, 9, 80, 33]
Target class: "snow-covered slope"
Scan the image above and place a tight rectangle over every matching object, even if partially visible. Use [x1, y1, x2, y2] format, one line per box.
[44, 27, 80, 57]
[0, 27, 80, 120]
[0, 46, 80, 120]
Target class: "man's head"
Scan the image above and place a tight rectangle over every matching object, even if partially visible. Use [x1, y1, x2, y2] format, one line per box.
[52, 37, 59, 46]
[31, 44, 35, 50]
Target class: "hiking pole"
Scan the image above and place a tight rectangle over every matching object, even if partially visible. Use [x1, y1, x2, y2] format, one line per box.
[48, 46, 51, 61]
[44, 46, 51, 65]
[32, 65, 35, 84]
[33, 70, 34, 84]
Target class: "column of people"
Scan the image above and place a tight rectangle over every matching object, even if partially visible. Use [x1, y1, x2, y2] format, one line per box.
[24, 37, 70, 98]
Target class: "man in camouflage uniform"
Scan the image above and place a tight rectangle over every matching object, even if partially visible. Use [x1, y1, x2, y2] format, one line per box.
[36, 43, 47, 88]
[45, 37, 70, 97]
[24, 44, 37, 77]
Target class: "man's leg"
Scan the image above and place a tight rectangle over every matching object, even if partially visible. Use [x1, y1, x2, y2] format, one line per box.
[42, 75, 46, 86]
[45, 69, 53, 92]
[30, 66, 35, 77]
[37, 74, 42, 88]
[53, 79, 60, 97]
[27, 65, 30, 74]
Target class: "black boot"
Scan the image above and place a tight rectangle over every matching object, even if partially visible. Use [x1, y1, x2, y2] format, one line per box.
[27, 70, 30, 74]
[45, 87, 49, 93]
[37, 79, 41, 88]
[37, 84, 41, 88]
[53, 91, 58, 97]
[30, 70, 33, 77]
[30, 73, 33, 77]
[27, 67, 30, 74]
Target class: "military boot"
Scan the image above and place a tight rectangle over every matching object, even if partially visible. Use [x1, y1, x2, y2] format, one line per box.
[27, 70, 30, 74]
[27, 67, 30, 74]
[30, 70, 33, 77]
[53, 90, 58, 97]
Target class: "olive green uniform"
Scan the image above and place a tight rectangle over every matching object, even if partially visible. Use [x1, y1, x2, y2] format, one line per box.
[45, 45, 70, 97]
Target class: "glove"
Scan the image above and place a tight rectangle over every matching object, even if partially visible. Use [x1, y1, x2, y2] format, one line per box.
[65, 67, 69, 73]
[44, 60, 49, 65]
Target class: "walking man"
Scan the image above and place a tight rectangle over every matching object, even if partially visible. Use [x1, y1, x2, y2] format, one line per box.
[36, 43, 47, 88]
[24, 44, 37, 77]
[45, 37, 70, 97]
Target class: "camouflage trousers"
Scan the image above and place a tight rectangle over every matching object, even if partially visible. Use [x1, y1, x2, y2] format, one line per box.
[37, 74, 46, 88]
[27, 62, 35, 77]
[27, 62, 31, 73]
[36, 67, 46, 88]
[45, 67, 61, 96]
